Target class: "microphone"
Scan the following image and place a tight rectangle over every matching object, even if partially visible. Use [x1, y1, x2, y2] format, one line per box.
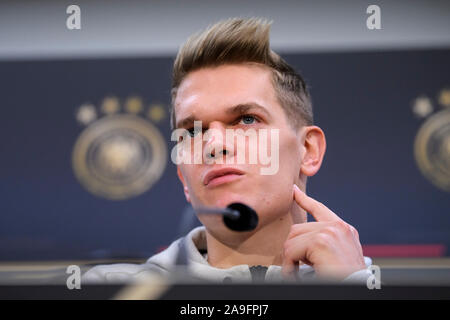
[174, 202, 258, 268]
[195, 202, 258, 232]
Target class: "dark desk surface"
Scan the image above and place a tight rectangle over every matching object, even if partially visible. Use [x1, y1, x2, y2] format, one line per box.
[1, 259, 450, 299]
[1, 283, 450, 300]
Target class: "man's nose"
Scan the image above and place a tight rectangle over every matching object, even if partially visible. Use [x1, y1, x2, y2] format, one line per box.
[203, 122, 234, 161]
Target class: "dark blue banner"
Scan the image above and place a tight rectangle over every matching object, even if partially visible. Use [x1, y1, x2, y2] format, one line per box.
[0, 49, 449, 261]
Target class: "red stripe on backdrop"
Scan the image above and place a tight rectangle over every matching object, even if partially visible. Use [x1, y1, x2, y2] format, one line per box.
[362, 244, 446, 257]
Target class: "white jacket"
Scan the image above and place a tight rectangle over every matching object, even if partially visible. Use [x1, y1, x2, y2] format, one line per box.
[82, 226, 373, 284]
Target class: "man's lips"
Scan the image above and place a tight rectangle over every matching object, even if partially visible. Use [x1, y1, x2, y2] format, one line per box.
[203, 168, 245, 187]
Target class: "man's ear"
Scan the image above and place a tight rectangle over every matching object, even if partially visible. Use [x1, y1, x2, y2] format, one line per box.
[300, 126, 326, 177]
[177, 166, 191, 203]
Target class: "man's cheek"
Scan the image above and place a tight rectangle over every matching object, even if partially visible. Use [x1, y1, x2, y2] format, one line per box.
[254, 128, 280, 176]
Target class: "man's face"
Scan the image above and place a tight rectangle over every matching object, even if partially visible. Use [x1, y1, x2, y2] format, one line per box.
[174, 63, 304, 234]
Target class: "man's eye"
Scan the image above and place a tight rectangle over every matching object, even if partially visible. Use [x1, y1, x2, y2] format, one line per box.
[239, 115, 257, 125]
[187, 127, 201, 137]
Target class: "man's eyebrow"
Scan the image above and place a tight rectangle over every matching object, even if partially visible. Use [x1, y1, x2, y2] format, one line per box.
[226, 103, 271, 117]
[175, 102, 271, 128]
[176, 115, 197, 129]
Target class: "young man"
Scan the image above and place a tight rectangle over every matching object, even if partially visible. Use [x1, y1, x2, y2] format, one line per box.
[83, 18, 371, 284]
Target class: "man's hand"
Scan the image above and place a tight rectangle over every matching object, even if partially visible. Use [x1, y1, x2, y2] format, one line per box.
[282, 184, 366, 280]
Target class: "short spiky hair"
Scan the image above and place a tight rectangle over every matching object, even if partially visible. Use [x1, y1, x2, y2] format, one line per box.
[171, 17, 313, 129]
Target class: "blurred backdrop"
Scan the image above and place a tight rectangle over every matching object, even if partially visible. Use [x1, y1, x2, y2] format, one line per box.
[0, 0, 449, 262]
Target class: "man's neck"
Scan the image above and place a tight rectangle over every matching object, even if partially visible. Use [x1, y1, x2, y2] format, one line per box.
[204, 211, 304, 268]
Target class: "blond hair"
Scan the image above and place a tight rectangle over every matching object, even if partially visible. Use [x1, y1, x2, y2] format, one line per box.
[171, 17, 313, 129]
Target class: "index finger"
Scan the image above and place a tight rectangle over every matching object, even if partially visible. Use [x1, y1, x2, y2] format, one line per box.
[293, 184, 342, 222]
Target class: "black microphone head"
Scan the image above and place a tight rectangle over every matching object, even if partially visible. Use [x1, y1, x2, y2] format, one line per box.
[223, 203, 258, 232]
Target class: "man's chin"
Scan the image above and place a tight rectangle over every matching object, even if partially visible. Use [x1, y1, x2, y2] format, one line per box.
[200, 215, 257, 243]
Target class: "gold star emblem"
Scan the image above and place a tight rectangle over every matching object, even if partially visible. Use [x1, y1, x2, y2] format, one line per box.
[148, 104, 166, 122]
[125, 96, 143, 114]
[101, 96, 120, 115]
[412, 96, 433, 118]
[438, 89, 450, 108]
[76, 104, 97, 125]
